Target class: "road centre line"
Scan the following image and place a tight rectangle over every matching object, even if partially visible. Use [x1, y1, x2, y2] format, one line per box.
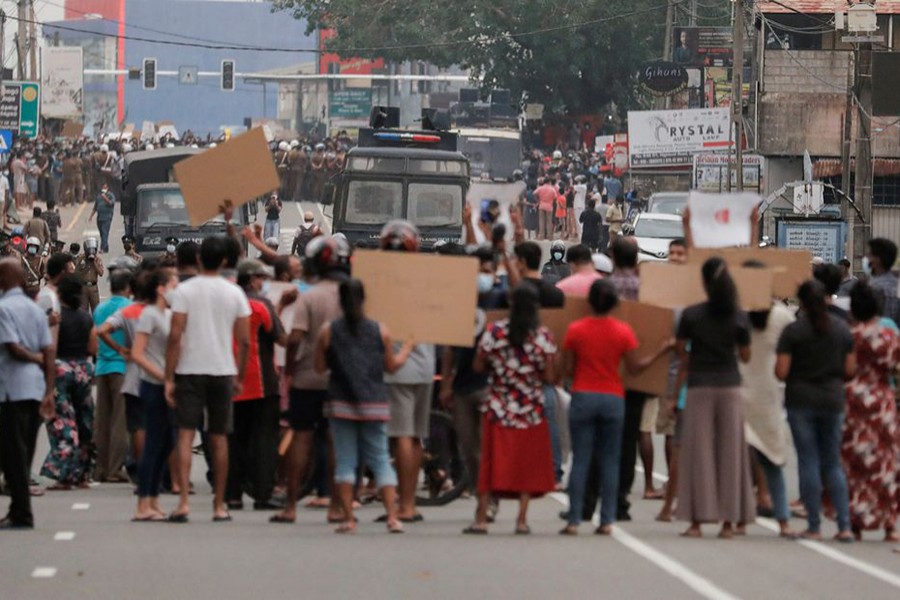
[54, 531, 76, 541]
[643, 467, 900, 591]
[64, 202, 88, 232]
[71, 503, 90, 510]
[549, 493, 741, 600]
[31, 567, 57, 578]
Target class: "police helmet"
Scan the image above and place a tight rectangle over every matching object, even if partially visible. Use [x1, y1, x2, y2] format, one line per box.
[304, 235, 352, 275]
[379, 220, 420, 253]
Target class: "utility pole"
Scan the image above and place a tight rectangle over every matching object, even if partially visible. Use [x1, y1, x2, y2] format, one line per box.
[16, 0, 26, 80]
[841, 50, 855, 259]
[27, 0, 36, 81]
[853, 42, 873, 271]
[659, 0, 675, 110]
[690, 0, 697, 27]
[730, 0, 745, 191]
[0, 11, 6, 87]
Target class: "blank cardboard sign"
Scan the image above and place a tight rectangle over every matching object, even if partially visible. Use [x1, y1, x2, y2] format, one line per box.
[639, 262, 774, 311]
[687, 247, 811, 298]
[485, 298, 674, 397]
[353, 250, 479, 347]
[174, 127, 279, 226]
[60, 121, 84, 139]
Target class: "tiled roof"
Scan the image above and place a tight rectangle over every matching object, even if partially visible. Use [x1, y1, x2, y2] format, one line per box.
[758, 0, 900, 15]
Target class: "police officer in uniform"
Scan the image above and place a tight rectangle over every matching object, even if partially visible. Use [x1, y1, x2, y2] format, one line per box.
[75, 237, 104, 312]
[21, 236, 45, 297]
[160, 236, 178, 267]
[121, 234, 143, 265]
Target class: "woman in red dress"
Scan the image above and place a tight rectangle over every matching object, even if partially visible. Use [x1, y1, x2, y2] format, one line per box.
[843, 282, 900, 541]
[465, 283, 557, 535]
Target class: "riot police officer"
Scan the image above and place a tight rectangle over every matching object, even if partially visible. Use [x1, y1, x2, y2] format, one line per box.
[121, 234, 143, 265]
[21, 236, 45, 297]
[540, 240, 571, 286]
[160, 236, 178, 267]
[75, 236, 104, 312]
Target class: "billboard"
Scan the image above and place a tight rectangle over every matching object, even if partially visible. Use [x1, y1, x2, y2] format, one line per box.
[672, 26, 734, 67]
[693, 153, 764, 193]
[42, 46, 84, 119]
[627, 108, 732, 168]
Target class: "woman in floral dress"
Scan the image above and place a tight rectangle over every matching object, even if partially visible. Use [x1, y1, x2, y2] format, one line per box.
[465, 283, 557, 535]
[844, 282, 900, 541]
[41, 274, 98, 489]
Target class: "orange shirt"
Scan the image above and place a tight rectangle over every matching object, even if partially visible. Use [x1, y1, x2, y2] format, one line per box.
[234, 298, 273, 401]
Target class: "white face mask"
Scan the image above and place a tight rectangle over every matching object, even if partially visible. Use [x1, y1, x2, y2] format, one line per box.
[261, 280, 271, 295]
[862, 256, 872, 276]
[27, 246, 38, 255]
[166, 244, 176, 254]
[477, 273, 495, 294]
[552, 251, 564, 262]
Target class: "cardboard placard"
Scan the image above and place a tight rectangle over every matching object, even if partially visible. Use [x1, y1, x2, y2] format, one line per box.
[639, 262, 774, 311]
[687, 247, 811, 298]
[174, 128, 279, 226]
[60, 121, 84, 139]
[484, 298, 674, 397]
[353, 250, 479, 347]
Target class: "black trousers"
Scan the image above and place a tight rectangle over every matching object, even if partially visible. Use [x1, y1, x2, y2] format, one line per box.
[582, 390, 647, 521]
[226, 396, 279, 503]
[0, 401, 41, 525]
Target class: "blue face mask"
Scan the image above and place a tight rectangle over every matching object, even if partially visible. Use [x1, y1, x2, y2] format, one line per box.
[261, 281, 271, 295]
[477, 273, 495, 294]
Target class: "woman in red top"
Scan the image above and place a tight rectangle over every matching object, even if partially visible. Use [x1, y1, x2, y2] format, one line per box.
[559, 280, 671, 535]
[465, 283, 557, 535]
[226, 261, 274, 509]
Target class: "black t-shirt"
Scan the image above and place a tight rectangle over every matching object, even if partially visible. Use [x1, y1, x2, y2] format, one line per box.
[580, 208, 602, 235]
[540, 261, 571, 286]
[524, 276, 565, 308]
[776, 314, 853, 412]
[677, 302, 751, 388]
[266, 199, 282, 221]
[57, 306, 93, 360]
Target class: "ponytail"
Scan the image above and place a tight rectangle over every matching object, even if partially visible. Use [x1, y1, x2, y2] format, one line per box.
[339, 278, 366, 335]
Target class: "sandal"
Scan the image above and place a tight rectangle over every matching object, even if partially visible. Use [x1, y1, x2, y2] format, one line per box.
[335, 521, 357, 534]
[799, 530, 822, 541]
[387, 520, 404, 534]
[462, 524, 488, 535]
[269, 514, 295, 524]
[680, 528, 702, 538]
[559, 526, 578, 536]
[46, 483, 72, 491]
[131, 514, 166, 522]
[515, 525, 531, 535]
[595, 525, 613, 536]
[834, 532, 855, 544]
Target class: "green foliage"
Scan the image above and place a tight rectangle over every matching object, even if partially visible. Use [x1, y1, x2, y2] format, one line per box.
[272, 0, 672, 115]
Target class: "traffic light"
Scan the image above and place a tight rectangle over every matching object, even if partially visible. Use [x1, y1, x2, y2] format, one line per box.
[221, 60, 235, 91]
[142, 58, 156, 90]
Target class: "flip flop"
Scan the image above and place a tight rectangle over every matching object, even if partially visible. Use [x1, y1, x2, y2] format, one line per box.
[328, 516, 358, 524]
[400, 514, 424, 523]
[515, 525, 531, 535]
[212, 514, 232, 523]
[167, 513, 189, 523]
[269, 514, 295, 524]
[680, 528, 702, 538]
[334, 522, 357, 534]
[462, 525, 488, 535]
[643, 490, 665, 500]
[387, 521, 405, 534]
[131, 515, 166, 523]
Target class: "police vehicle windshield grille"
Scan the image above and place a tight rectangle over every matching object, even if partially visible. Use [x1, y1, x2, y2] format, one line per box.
[345, 181, 403, 224]
[137, 189, 245, 227]
[408, 183, 463, 227]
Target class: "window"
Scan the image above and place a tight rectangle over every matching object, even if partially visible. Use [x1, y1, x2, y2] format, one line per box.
[408, 159, 468, 176]
[345, 180, 403, 224]
[874, 175, 900, 207]
[634, 218, 684, 239]
[347, 157, 405, 173]
[137, 188, 244, 227]
[407, 183, 463, 227]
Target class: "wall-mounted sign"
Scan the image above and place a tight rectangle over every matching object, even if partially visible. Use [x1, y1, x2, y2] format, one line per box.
[638, 61, 689, 97]
[627, 108, 732, 168]
[776, 219, 847, 264]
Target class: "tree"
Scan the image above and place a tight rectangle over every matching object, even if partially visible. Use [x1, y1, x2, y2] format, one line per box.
[272, 0, 672, 115]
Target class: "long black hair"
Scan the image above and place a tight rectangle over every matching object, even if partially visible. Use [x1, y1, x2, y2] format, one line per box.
[508, 282, 540, 347]
[339, 278, 366, 335]
[701, 257, 738, 318]
[798, 280, 830, 334]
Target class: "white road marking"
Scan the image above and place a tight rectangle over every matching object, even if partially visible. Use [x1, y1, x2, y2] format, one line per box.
[71, 503, 90, 510]
[54, 531, 76, 541]
[756, 517, 900, 590]
[83, 230, 99, 237]
[645, 465, 900, 591]
[550, 493, 741, 600]
[31, 567, 57, 578]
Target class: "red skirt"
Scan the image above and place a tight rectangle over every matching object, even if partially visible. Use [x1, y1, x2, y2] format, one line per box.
[476, 415, 555, 498]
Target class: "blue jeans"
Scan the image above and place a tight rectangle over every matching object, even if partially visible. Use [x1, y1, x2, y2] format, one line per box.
[787, 407, 851, 533]
[97, 218, 111, 252]
[330, 419, 397, 488]
[136, 381, 175, 498]
[543, 385, 562, 482]
[263, 219, 280, 241]
[754, 449, 789, 522]
[567, 392, 625, 526]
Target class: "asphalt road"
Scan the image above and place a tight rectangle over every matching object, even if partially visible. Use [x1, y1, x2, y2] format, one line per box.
[5, 199, 899, 599]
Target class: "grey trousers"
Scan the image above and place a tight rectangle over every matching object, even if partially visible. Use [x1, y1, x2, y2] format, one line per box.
[93, 373, 128, 481]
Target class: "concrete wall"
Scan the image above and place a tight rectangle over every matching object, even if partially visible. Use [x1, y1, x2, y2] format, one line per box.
[759, 50, 900, 159]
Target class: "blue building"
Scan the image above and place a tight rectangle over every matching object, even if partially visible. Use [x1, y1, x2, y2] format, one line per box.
[45, 0, 316, 136]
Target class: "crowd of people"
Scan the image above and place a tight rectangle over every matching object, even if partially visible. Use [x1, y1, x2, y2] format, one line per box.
[0, 192, 898, 546]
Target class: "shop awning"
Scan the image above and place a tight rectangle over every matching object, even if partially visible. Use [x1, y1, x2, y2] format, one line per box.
[813, 158, 900, 178]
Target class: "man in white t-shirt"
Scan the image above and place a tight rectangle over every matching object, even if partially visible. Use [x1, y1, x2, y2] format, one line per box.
[165, 235, 251, 523]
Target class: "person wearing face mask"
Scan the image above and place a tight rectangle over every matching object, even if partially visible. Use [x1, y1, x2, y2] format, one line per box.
[21, 237, 45, 298]
[226, 259, 284, 510]
[540, 241, 571, 286]
[121, 235, 142, 265]
[74, 237, 104, 313]
[161, 237, 179, 268]
[89, 182, 116, 254]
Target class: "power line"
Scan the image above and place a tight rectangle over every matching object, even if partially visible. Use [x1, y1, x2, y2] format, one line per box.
[2, 2, 682, 56]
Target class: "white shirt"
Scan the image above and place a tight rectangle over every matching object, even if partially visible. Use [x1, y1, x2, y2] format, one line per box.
[168, 275, 251, 376]
[0, 174, 10, 199]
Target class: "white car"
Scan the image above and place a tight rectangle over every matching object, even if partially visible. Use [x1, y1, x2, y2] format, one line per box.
[628, 212, 684, 263]
[647, 191, 688, 216]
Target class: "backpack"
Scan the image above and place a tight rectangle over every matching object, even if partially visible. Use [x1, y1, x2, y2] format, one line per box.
[292, 223, 320, 256]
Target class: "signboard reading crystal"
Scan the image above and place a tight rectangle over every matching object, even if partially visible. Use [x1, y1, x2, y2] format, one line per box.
[693, 154, 764, 193]
[776, 220, 847, 265]
[627, 108, 732, 168]
[329, 89, 373, 119]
